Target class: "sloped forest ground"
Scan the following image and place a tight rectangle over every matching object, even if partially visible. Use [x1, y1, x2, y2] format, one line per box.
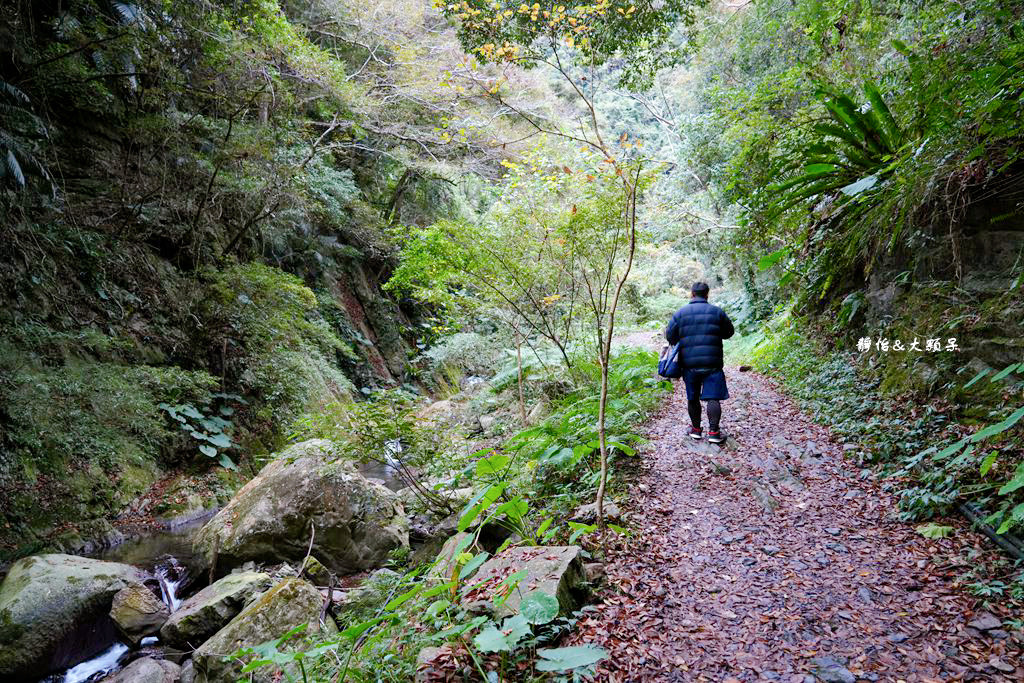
[569, 363, 1023, 681]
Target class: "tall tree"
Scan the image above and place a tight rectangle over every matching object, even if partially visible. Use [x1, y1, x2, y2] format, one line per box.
[438, 0, 702, 520]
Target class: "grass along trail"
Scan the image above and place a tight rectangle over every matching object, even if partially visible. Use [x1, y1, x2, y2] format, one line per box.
[570, 367, 1022, 681]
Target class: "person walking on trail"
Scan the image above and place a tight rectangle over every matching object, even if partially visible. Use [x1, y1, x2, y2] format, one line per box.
[665, 282, 735, 444]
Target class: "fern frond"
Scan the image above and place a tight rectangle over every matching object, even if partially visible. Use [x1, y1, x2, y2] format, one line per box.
[0, 79, 29, 104]
[5, 149, 26, 188]
[111, 2, 142, 25]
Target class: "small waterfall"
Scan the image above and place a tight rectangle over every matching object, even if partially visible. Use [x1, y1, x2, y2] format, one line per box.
[154, 557, 187, 612]
[60, 643, 129, 683]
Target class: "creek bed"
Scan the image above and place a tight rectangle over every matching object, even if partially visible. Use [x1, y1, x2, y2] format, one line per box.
[40, 517, 208, 683]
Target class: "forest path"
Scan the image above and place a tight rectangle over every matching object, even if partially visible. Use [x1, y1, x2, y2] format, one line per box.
[570, 364, 1022, 682]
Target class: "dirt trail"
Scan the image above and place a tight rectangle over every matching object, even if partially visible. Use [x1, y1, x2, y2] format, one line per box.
[571, 368, 1022, 682]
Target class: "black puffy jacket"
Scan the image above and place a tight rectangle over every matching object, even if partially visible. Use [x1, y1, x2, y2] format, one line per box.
[665, 297, 735, 369]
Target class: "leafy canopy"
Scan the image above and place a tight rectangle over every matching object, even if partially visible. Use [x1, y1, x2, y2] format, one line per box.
[436, 0, 707, 88]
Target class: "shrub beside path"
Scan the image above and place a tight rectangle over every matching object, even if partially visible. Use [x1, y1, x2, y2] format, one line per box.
[570, 366, 1023, 681]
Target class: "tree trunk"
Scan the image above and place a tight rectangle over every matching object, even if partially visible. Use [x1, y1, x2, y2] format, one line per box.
[594, 171, 640, 525]
[515, 327, 527, 425]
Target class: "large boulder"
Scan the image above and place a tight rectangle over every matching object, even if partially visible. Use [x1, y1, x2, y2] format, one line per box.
[0, 554, 145, 679]
[462, 546, 587, 618]
[100, 656, 180, 683]
[159, 571, 272, 649]
[193, 440, 408, 575]
[110, 584, 170, 645]
[193, 578, 331, 683]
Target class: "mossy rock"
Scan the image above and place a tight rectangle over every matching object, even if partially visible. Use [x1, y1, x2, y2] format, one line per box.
[300, 556, 331, 586]
[160, 571, 272, 649]
[110, 583, 169, 645]
[193, 440, 408, 575]
[0, 554, 144, 679]
[99, 656, 180, 683]
[461, 546, 588, 619]
[193, 578, 333, 683]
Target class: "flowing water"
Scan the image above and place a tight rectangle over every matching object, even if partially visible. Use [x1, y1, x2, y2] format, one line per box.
[40, 461, 399, 682]
[42, 518, 208, 683]
[154, 557, 188, 612]
[58, 644, 129, 683]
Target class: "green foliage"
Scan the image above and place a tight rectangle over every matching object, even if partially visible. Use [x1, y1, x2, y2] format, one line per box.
[736, 312, 1024, 537]
[204, 263, 355, 426]
[0, 78, 53, 195]
[249, 346, 662, 679]
[441, 0, 707, 89]
[680, 0, 1024, 313]
[422, 332, 500, 378]
[0, 337, 218, 543]
[765, 82, 905, 219]
[158, 393, 248, 470]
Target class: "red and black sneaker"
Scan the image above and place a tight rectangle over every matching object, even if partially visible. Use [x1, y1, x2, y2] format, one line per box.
[708, 430, 726, 444]
[688, 426, 703, 440]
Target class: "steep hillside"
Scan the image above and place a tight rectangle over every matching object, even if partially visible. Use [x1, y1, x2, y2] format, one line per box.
[0, 0, 527, 558]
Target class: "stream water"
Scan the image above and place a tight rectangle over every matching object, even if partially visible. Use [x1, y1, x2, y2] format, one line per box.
[38, 461, 404, 682]
[39, 517, 207, 683]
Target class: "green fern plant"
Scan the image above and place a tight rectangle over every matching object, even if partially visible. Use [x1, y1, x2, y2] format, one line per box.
[0, 79, 53, 194]
[770, 81, 907, 216]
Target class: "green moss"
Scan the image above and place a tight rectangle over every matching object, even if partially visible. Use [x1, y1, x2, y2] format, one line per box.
[202, 263, 355, 427]
[0, 336, 218, 553]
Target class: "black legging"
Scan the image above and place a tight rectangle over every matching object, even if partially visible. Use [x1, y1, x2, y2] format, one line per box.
[688, 399, 721, 431]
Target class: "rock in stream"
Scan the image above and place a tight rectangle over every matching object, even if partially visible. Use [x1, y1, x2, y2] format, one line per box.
[0, 554, 145, 679]
[193, 439, 408, 575]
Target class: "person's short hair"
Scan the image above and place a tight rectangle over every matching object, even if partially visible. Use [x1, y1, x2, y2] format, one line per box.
[691, 281, 710, 297]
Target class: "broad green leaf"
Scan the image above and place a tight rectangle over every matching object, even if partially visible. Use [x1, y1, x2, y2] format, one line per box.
[473, 625, 510, 653]
[989, 362, 1020, 382]
[519, 590, 559, 625]
[180, 404, 203, 419]
[964, 368, 991, 388]
[996, 503, 1024, 535]
[980, 451, 999, 476]
[430, 615, 488, 642]
[384, 583, 423, 610]
[491, 497, 528, 521]
[501, 614, 531, 645]
[535, 645, 608, 672]
[998, 462, 1024, 495]
[475, 454, 510, 477]
[864, 80, 900, 149]
[840, 174, 878, 196]
[199, 444, 216, 457]
[205, 432, 232, 448]
[757, 247, 789, 271]
[932, 437, 969, 460]
[606, 441, 636, 456]
[535, 516, 553, 539]
[421, 581, 457, 599]
[972, 406, 1024, 443]
[916, 523, 953, 539]
[568, 521, 597, 544]
[804, 163, 838, 174]
[218, 453, 237, 470]
[812, 123, 869, 155]
[425, 599, 450, 618]
[340, 615, 391, 640]
[457, 483, 506, 532]
[457, 551, 489, 581]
